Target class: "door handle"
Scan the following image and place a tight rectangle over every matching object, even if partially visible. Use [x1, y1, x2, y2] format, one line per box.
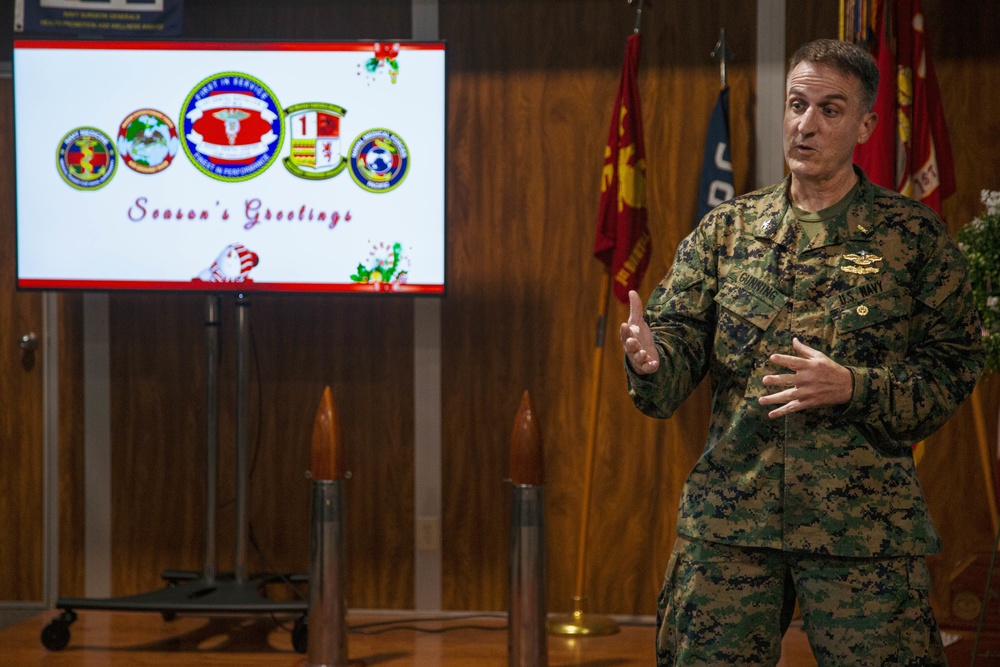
[19, 332, 38, 352]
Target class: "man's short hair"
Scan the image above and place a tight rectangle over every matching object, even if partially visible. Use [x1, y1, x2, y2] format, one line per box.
[788, 38, 879, 113]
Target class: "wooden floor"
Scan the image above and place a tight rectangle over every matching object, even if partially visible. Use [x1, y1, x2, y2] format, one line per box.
[0, 609, 996, 665]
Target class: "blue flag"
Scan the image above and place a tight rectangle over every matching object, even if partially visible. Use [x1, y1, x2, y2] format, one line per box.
[696, 86, 735, 224]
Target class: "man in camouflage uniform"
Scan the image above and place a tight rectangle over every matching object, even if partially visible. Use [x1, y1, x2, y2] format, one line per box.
[620, 38, 984, 666]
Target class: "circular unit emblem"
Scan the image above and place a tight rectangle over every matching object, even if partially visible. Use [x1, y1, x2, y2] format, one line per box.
[348, 128, 409, 193]
[180, 72, 284, 182]
[117, 109, 180, 175]
[283, 102, 348, 180]
[56, 127, 118, 191]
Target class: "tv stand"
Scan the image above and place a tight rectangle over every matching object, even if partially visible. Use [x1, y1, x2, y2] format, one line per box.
[42, 294, 309, 653]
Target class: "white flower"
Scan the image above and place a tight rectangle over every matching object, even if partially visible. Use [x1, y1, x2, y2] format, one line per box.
[988, 296, 1000, 311]
[982, 189, 1000, 216]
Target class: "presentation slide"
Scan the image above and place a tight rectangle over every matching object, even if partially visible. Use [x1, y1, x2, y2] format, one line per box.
[14, 39, 446, 293]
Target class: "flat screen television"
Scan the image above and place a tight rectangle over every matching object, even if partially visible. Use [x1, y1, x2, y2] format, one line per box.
[13, 39, 446, 294]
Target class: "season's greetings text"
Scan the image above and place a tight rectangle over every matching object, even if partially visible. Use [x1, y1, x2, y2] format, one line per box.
[127, 196, 352, 230]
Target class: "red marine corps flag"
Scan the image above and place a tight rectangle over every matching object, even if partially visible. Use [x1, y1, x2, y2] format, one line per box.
[848, 0, 957, 468]
[853, 0, 956, 214]
[552, 26, 651, 638]
[593, 33, 651, 304]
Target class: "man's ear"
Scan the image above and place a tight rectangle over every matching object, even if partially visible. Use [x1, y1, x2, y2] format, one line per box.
[856, 111, 878, 145]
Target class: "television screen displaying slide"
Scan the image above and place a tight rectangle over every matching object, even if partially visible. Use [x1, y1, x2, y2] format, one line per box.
[13, 39, 446, 293]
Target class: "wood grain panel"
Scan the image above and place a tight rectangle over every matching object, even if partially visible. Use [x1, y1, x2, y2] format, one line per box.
[438, 0, 1000, 618]
[0, 78, 44, 602]
[85, 0, 418, 610]
[778, 3, 1000, 618]
[241, 294, 416, 610]
[106, 293, 415, 610]
[180, 0, 412, 41]
[785, 1, 840, 45]
[439, 0, 757, 614]
[914, 24, 1000, 613]
[0, 0, 992, 620]
[109, 293, 209, 596]
[57, 294, 87, 598]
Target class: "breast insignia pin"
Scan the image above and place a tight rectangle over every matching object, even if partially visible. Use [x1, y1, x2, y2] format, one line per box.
[841, 250, 882, 275]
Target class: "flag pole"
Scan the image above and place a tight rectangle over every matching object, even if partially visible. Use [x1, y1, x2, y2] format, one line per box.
[550, 0, 649, 637]
[550, 0, 650, 636]
[710, 28, 733, 90]
[631, 0, 645, 34]
[970, 384, 1000, 536]
[547, 272, 620, 637]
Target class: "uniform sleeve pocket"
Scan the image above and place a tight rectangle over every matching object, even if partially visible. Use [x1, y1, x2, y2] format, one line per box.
[906, 558, 932, 592]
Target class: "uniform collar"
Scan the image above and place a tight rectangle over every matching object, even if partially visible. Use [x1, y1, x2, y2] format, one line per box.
[752, 166, 877, 249]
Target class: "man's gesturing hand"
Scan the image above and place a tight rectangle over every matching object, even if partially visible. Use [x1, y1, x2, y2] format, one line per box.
[619, 290, 660, 375]
[758, 337, 853, 418]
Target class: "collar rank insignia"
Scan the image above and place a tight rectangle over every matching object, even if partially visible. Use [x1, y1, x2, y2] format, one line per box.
[841, 250, 882, 275]
[757, 218, 776, 237]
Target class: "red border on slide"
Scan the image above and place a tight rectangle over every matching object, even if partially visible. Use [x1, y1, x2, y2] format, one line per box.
[14, 39, 445, 296]
[17, 278, 445, 294]
[13, 39, 445, 52]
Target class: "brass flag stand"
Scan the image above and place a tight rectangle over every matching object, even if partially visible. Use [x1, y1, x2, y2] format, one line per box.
[547, 276, 619, 636]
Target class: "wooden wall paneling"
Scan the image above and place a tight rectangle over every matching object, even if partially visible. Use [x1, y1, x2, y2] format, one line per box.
[0, 79, 44, 602]
[244, 294, 416, 610]
[920, 391, 1000, 617]
[13, 0, 995, 621]
[57, 294, 86, 598]
[438, 0, 640, 611]
[439, 0, 756, 615]
[438, 0, 999, 617]
[913, 1, 1000, 619]
[179, 0, 412, 41]
[109, 293, 210, 596]
[440, 67, 580, 612]
[782, 0, 1000, 622]
[439, 0, 634, 613]
[784, 0, 839, 47]
[78, 0, 418, 609]
[585, 0, 758, 617]
[105, 289, 417, 610]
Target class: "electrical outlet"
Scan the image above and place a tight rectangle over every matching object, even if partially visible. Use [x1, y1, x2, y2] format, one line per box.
[416, 517, 440, 551]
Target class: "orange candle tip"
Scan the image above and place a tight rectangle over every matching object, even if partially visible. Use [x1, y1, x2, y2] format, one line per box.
[509, 390, 544, 485]
[311, 385, 346, 481]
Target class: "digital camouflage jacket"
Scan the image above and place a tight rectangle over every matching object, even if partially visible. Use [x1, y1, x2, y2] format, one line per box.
[627, 169, 984, 557]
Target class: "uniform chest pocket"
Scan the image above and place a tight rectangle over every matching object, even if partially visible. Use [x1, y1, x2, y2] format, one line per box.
[826, 280, 911, 364]
[827, 282, 909, 334]
[714, 279, 788, 331]
[713, 279, 789, 383]
[712, 283, 788, 381]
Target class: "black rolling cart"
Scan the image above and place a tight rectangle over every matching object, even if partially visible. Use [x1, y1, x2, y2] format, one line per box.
[41, 295, 310, 653]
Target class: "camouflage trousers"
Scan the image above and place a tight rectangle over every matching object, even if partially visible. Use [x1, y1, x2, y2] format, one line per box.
[655, 536, 947, 666]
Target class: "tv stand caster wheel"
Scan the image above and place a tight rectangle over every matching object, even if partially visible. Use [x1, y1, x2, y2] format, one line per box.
[292, 614, 308, 654]
[41, 610, 77, 651]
